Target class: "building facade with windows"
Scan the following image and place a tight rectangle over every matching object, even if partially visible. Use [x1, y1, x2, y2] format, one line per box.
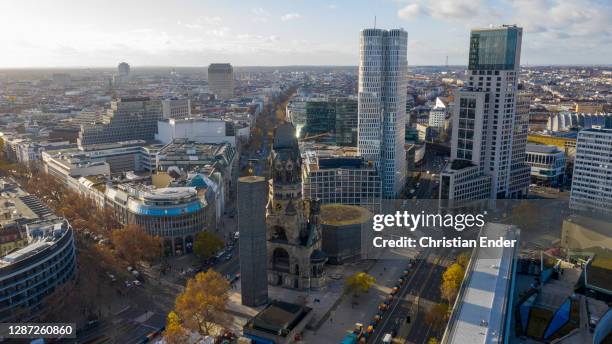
[161, 98, 191, 119]
[0, 179, 76, 322]
[78, 97, 162, 148]
[570, 128, 612, 214]
[525, 144, 565, 187]
[302, 149, 381, 211]
[358, 28, 408, 197]
[208, 63, 235, 100]
[104, 184, 209, 256]
[440, 25, 529, 204]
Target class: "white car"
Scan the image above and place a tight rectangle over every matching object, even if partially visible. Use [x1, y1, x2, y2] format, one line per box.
[124, 280, 132, 288]
[133, 280, 142, 286]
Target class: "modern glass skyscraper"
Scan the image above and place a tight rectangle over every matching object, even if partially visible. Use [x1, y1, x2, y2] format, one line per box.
[440, 25, 529, 205]
[358, 28, 408, 198]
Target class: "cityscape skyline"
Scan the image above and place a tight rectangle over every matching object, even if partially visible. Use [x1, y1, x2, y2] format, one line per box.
[0, 0, 611, 68]
[0, 4, 610, 341]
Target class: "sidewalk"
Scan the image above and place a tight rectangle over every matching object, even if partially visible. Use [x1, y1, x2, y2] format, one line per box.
[302, 253, 418, 343]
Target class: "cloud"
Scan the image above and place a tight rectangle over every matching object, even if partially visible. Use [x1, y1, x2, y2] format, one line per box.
[326, 4, 338, 10]
[252, 8, 271, 23]
[206, 27, 230, 37]
[398, 3, 427, 20]
[179, 16, 223, 30]
[397, 0, 612, 64]
[398, 0, 487, 21]
[281, 12, 301, 21]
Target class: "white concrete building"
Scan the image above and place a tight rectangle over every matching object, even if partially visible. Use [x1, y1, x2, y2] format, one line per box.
[525, 144, 565, 187]
[428, 97, 447, 128]
[156, 118, 237, 147]
[357, 28, 408, 198]
[570, 128, 612, 214]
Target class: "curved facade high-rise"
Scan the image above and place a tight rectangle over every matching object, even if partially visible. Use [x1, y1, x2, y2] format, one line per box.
[358, 28, 408, 198]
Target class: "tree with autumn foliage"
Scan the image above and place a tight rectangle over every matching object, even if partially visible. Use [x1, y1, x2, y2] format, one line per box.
[425, 303, 450, 330]
[440, 263, 465, 304]
[163, 311, 190, 344]
[193, 231, 224, 261]
[110, 224, 162, 265]
[167, 270, 230, 337]
[345, 272, 376, 296]
[456, 252, 470, 269]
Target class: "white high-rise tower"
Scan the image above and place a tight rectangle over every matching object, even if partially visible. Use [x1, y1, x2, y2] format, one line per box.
[358, 28, 408, 198]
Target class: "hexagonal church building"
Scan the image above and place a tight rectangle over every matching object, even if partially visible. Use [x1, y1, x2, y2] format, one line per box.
[266, 122, 327, 290]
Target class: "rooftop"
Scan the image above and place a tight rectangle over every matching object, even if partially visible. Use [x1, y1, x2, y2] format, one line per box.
[526, 143, 562, 154]
[247, 300, 312, 336]
[450, 159, 475, 170]
[320, 204, 371, 227]
[444, 223, 519, 344]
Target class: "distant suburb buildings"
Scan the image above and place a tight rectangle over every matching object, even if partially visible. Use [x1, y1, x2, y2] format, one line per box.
[208, 63, 235, 100]
[570, 127, 612, 215]
[440, 25, 530, 205]
[358, 28, 408, 198]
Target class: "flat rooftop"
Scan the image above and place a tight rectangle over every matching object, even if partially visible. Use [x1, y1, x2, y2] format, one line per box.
[247, 300, 312, 335]
[445, 223, 518, 344]
[526, 143, 562, 154]
[450, 159, 475, 170]
[320, 204, 371, 227]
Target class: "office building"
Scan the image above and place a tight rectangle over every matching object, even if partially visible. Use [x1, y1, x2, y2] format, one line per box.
[570, 128, 612, 214]
[42, 140, 152, 180]
[428, 97, 447, 128]
[238, 176, 268, 307]
[440, 25, 528, 204]
[509, 91, 531, 196]
[118, 62, 130, 77]
[302, 99, 336, 139]
[156, 118, 240, 147]
[161, 98, 191, 119]
[525, 144, 565, 187]
[78, 97, 162, 148]
[156, 140, 236, 214]
[334, 97, 359, 146]
[302, 146, 381, 211]
[208, 63, 235, 100]
[291, 96, 358, 146]
[104, 184, 209, 256]
[358, 28, 408, 197]
[0, 179, 76, 322]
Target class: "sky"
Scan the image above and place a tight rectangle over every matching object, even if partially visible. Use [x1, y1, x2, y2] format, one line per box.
[0, 0, 610, 68]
